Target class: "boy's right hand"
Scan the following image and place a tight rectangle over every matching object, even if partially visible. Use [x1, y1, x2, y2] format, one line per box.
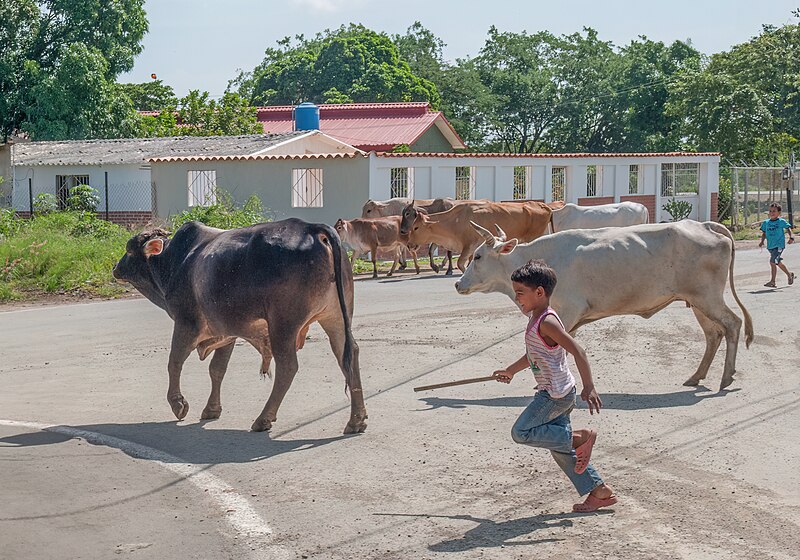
[493, 369, 515, 384]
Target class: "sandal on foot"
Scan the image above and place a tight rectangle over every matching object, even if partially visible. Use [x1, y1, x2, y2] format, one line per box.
[789, 273, 795, 286]
[573, 493, 618, 513]
[574, 429, 597, 474]
[764, 281, 776, 288]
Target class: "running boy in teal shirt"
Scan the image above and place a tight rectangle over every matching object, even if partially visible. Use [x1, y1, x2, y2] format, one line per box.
[759, 203, 795, 287]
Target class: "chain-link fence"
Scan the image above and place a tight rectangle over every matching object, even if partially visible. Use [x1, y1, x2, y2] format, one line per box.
[11, 179, 156, 227]
[727, 166, 799, 229]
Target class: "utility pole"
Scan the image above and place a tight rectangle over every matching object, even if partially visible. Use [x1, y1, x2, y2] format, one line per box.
[787, 152, 796, 228]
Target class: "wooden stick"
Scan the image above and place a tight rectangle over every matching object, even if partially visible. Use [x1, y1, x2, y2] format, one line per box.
[413, 375, 497, 392]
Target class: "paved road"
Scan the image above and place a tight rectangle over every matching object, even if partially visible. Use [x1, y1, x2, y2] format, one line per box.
[1, 247, 798, 559]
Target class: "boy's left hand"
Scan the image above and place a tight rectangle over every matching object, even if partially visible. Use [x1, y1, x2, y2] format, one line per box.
[581, 385, 603, 415]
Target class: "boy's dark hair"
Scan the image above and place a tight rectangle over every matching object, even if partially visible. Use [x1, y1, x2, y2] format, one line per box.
[511, 259, 557, 296]
[770, 202, 782, 212]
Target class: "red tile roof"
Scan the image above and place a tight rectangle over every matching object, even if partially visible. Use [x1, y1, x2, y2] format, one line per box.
[256, 103, 466, 151]
[375, 151, 721, 158]
[149, 152, 364, 163]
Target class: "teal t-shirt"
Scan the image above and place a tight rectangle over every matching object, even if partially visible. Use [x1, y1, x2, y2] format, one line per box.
[761, 217, 792, 249]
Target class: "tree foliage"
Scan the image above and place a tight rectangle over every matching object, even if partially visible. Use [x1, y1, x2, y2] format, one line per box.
[117, 80, 177, 111]
[140, 91, 262, 137]
[231, 24, 440, 108]
[0, 0, 148, 141]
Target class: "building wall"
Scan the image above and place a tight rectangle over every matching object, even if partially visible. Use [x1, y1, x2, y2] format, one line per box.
[151, 156, 370, 226]
[410, 127, 455, 153]
[0, 144, 11, 205]
[369, 154, 719, 221]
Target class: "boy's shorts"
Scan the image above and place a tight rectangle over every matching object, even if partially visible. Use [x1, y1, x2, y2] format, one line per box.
[769, 247, 784, 264]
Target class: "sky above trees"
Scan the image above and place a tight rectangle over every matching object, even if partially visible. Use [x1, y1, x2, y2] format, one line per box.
[121, 0, 799, 97]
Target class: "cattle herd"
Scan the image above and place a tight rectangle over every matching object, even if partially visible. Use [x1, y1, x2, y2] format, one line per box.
[112, 197, 751, 434]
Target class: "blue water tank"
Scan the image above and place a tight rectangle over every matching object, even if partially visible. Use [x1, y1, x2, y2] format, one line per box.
[294, 102, 320, 131]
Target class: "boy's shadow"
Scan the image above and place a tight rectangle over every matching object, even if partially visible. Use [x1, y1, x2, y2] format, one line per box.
[416, 387, 740, 412]
[375, 511, 611, 551]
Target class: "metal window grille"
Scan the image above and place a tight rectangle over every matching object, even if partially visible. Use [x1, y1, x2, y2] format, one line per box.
[586, 165, 597, 197]
[661, 163, 698, 196]
[292, 168, 324, 208]
[55, 175, 89, 209]
[455, 166, 476, 200]
[513, 166, 531, 200]
[629, 165, 641, 194]
[390, 167, 415, 199]
[552, 167, 566, 201]
[188, 170, 217, 207]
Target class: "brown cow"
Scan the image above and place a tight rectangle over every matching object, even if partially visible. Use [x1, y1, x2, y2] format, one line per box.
[362, 197, 459, 273]
[400, 201, 553, 273]
[334, 216, 419, 279]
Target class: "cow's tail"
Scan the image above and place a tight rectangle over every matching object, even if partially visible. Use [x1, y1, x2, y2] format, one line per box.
[548, 209, 556, 234]
[318, 224, 356, 388]
[709, 222, 754, 348]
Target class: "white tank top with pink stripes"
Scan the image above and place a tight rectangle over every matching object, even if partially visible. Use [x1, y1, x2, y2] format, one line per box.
[525, 307, 576, 398]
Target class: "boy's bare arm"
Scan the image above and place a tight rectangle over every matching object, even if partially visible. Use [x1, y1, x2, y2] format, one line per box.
[494, 354, 528, 383]
[539, 316, 603, 414]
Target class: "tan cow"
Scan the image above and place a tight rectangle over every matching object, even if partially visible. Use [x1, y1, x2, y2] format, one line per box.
[399, 201, 553, 273]
[455, 220, 754, 390]
[362, 197, 459, 273]
[334, 216, 419, 279]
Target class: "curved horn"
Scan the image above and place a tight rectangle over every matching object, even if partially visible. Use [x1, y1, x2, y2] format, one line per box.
[470, 221, 495, 244]
[494, 224, 508, 241]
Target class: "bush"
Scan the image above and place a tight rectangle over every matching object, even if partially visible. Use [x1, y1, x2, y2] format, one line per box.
[0, 208, 22, 238]
[66, 185, 100, 212]
[33, 193, 58, 214]
[662, 198, 693, 221]
[717, 178, 732, 222]
[171, 189, 268, 230]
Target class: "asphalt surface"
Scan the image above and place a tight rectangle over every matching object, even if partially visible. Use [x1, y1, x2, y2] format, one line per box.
[1, 246, 798, 559]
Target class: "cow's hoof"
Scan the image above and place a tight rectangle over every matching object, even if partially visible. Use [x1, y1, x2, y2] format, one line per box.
[719, 376, 734, 391]
[251, 417, 273, 432]
[371, 274, 378, 280]
[344, 419, 368, 434]
[445, 270, 454, 276]
[169, 396, 189, 420]
[682, 377, 700, 387]
[201, 406, 222, 420]
[386, 272, 393, 277]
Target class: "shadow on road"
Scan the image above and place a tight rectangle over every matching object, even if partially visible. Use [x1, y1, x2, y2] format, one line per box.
[415, 387, 740, 412]
[0, 420, 346, 465]
[375, 510, 610, 551]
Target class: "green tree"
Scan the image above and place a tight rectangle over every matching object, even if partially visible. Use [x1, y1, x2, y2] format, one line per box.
[0, 0, 148, 141]
[232, 24, 439, 108]
[118, 79, 177, 111]
[141, 90, 262, 137]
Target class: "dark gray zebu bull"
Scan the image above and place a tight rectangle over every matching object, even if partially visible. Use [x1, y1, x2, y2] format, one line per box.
[112, 219, 368, 434]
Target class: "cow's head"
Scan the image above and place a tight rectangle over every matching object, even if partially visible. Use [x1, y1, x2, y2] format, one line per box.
[399, 201, 427, 236]
[112, 229, 171, 299]
[333, 218, 349, 237]
[361, 199, 385, 218]
[455, 222, 518, 298]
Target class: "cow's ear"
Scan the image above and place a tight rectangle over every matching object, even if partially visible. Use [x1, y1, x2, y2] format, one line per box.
[498, 239, 518, 254]
[143, 238, 164, 257]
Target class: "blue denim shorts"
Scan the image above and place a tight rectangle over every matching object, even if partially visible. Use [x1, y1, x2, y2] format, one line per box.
[769, 247, 784, 264]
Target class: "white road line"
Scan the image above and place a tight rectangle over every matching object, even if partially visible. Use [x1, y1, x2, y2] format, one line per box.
[0, 419, 293, 560]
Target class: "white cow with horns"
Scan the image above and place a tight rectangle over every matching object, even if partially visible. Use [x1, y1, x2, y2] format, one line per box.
[454, 220, 753, 390]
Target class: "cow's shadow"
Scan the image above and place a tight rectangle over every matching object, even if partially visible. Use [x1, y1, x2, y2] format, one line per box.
[415, 387, 740, 412]
[0, 420, 344, 465]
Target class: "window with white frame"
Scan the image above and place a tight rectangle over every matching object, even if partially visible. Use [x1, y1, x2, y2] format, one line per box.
[586, 165, 597, 197]
[292, 168, 324, 208]
[455, 166, 476, 200]
[629, 165, 642, 194]
[56, 175, 90, 209]
[188, 170, 217, 207]
[661, 163, 698, 197]
[513, 166, 531, 200]
[390, 167, 415, 199]
[552, 167, 566, 202]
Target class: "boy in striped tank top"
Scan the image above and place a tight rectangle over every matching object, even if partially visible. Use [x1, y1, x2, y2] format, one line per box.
[493, 260, 617, 512]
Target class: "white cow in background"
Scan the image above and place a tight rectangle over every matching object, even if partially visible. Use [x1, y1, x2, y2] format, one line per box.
[549, 201, 649, 232]
[455, 220, 753, 390]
